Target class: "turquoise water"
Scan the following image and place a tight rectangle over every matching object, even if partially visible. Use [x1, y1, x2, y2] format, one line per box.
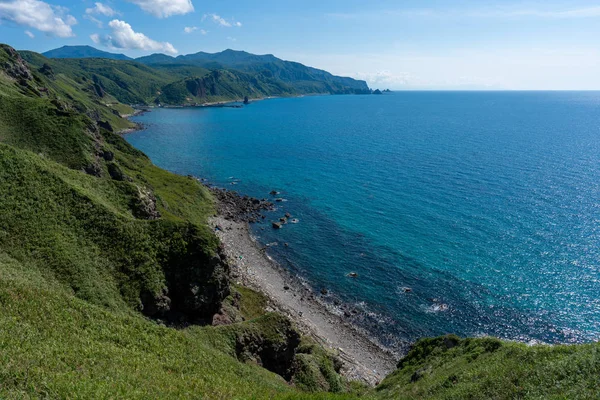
[128, 92, 600, 350]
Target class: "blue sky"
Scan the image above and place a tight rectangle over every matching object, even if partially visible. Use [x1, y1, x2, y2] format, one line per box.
[1, 0, 600, 89]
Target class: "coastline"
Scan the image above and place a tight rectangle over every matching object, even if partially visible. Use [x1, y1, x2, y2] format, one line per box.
[210, 215, 397, 385]
[122, 106, 398, 384]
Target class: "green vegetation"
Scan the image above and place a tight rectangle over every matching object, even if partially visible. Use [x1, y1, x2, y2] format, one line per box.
[1, 42, 599, 399]
[0, 43, 360, 398]
[376, 336, 600, 400]
[35, 45, 371, 106]
[157, 69, 295, 105]
[0, 253, 359, 399]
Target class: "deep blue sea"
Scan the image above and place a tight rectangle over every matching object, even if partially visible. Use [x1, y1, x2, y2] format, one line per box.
[128, 92, 600, 351]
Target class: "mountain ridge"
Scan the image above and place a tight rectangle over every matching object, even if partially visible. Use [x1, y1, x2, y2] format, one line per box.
[42, 45, 369, 95]
[43, 45, 133, 61]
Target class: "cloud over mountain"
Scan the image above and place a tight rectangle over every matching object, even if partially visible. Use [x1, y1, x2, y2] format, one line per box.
[91, 19, 178, 54]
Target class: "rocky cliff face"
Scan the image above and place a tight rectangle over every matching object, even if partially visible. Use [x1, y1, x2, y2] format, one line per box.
[138, 223, 231, 325]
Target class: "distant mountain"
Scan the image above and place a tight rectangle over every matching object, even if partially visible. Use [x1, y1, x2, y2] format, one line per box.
[40, 45, 370, 96]
[135, 53, 179, 65]
[137, 49, 369, 94]
[43, 46, 370, 94]
[43, 45, 133, 61]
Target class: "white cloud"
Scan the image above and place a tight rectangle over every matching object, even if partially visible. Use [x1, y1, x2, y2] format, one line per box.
[93, 19, 178, 54]
[24, 30, 34, 38]
[203, 13, 242, 27]
[128, 0, 193, 18]
[85, 2, 117, 17]
[226, 36, 236, 42]
[184, 26, 207, 34]
[0, 0, 77, 37]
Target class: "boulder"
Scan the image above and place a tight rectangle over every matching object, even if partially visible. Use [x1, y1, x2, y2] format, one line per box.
[97, 120, 113, 132]
[107, 163, 124, 181]
[132, 186, 161, 220]
[102, 150, 115, 161]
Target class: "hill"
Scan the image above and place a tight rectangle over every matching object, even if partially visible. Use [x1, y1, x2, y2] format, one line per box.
[42, 45, 371, 96]
[43, 45, 133, 61]
[0, 43, 356, 398]
[1, 42, 599, 399]
[139, 49, 370, 94]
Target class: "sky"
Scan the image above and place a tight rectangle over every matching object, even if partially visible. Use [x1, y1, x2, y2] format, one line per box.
[1, 0, 600, 90]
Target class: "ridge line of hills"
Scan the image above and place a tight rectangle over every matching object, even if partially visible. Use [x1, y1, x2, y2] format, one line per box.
[39, 45, 370, 106]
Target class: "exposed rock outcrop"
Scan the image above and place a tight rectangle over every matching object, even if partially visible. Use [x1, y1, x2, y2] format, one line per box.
[132, 186, 161, 220]
[208, 186, 274, 222]
[39, 63, 54, 79]
[107, 162, 124, 181]
[232, 313, 301, 380]
[1, 45, 33, 82]
[140, 225, 231, 326]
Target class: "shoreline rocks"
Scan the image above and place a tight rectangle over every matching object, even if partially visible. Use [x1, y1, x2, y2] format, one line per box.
[207, 186, 274, 223]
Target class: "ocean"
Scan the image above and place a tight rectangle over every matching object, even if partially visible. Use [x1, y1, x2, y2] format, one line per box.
[128, 91, 600, 351]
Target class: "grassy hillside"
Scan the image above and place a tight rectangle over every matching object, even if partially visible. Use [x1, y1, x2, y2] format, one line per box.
[0, 43, 361, 398]
[0, 252, 361, 399]
[20, 51, 174, 105]
[141, 49, 370, 94]
[157, 69, 295, 105]
[374, 336, 600, 400]
[41, 46, 371, 102]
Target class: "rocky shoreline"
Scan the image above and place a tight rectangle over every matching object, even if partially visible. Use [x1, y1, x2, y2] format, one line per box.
[206, 184, 397, 385]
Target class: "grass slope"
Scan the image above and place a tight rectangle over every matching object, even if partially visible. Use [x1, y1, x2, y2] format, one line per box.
[374, 335, 600, 400]
[157, 69, 295, 105]
[0, 253, 358, 399]
[0, 43, 360, 398]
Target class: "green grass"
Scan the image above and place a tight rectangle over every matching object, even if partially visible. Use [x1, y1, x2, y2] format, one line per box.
[108, 102, 135, 116]
[374, 335, 600, 400]
[235, 285, 271, 321]
[157, 69, 296, 105]
[0, 44, 361, 398]
[0, 253, 354, 399]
